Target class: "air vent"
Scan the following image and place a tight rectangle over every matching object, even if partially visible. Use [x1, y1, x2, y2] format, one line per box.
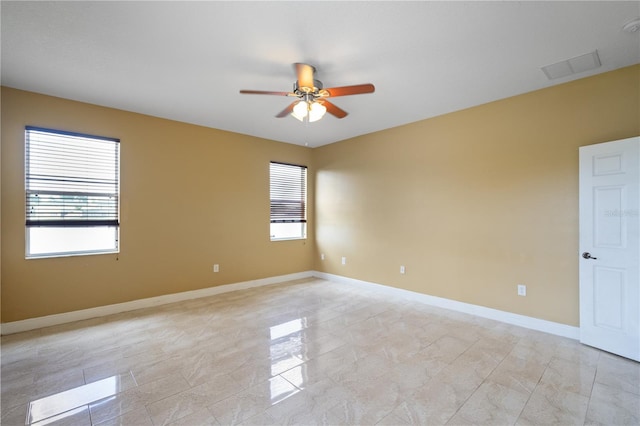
[622, 18, 640, 33]
[541, 50, 601, 80]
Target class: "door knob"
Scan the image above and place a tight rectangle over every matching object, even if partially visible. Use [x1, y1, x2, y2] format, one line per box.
[582, 252, 598, 260]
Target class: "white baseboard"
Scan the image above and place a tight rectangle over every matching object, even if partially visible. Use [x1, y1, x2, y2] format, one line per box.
[312, 271, 579, 340]
[2, 270, 579, 340]
[1, 271, 314, 335]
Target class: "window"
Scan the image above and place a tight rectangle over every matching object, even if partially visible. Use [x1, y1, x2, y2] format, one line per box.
[25, 126, 120, 258]
[270, 161, 307, 240]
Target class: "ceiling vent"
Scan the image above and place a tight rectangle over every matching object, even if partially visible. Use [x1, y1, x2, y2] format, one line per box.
[541, 50, 601, 80]
[622, 18, 640, 33]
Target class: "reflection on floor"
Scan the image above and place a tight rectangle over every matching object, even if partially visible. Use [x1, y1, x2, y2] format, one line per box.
[2, 278, 639, 425]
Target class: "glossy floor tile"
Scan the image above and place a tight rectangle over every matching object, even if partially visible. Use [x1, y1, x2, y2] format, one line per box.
[2, 278, 639, 425]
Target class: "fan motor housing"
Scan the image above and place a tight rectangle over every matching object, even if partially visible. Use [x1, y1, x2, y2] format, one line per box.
[294, 79, 323, 94]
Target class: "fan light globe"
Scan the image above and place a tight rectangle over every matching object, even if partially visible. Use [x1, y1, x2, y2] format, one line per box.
[292, 101, 308, 121]
[308, 102, 327, 122]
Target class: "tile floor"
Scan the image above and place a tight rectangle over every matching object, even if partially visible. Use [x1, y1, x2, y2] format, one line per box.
[1, 278, 639, 425]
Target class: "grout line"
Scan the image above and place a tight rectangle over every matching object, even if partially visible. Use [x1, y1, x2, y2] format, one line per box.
[583, 351, 602, 424]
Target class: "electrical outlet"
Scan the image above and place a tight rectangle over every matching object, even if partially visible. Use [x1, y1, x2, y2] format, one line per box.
[341, 256, 346, 265]
[321, 253, 325, 260]
[517, 284, 526, 296]
[400, 265, 406, 274]
[213, 264, 219, 273]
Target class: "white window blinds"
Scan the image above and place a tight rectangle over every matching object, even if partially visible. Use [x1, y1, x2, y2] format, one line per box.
[270, 161, 307, 224]
[25, 126, 120, 228]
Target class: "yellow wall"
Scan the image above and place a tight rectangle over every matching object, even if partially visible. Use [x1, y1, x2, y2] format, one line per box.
[1, 88, 314, 322]
[314, 65, 640, 327]
[2, 65, 638, 326]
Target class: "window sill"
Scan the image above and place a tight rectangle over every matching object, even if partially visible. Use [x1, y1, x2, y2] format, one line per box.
[26, 249, 119, 260]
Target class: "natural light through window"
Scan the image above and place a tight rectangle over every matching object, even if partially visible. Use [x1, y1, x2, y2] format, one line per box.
[25, 127, 120, 258]
[270, 161, 307, 240]
[268, 317, 307, 387]
[27, 375, 124, 424]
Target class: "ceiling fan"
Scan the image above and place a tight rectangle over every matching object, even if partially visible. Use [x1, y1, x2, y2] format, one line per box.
[239, 63, 375, 122]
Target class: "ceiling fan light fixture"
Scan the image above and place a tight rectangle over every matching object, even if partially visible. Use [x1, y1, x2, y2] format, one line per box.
[308, 101, 326, 122]
[240, 62, 375, 121]
[292, 100, 308, 121]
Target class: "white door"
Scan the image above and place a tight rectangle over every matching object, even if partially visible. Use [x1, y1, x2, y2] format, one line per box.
[579, 136, 639, 362]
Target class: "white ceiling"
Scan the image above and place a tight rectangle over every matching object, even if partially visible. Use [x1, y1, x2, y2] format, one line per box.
[2, 1, 639, 147]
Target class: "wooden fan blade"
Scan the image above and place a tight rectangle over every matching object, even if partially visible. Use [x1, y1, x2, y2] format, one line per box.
[276, 102, 297, 118]
[323, 100, 348, 119]
[240, 90, 294, 96]
[323, 84, 375, 97]
[295, 63, 315, 89]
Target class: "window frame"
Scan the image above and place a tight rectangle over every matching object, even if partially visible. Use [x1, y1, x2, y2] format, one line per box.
[269, 161, 308, 241]
[24, 126, 120, 259]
